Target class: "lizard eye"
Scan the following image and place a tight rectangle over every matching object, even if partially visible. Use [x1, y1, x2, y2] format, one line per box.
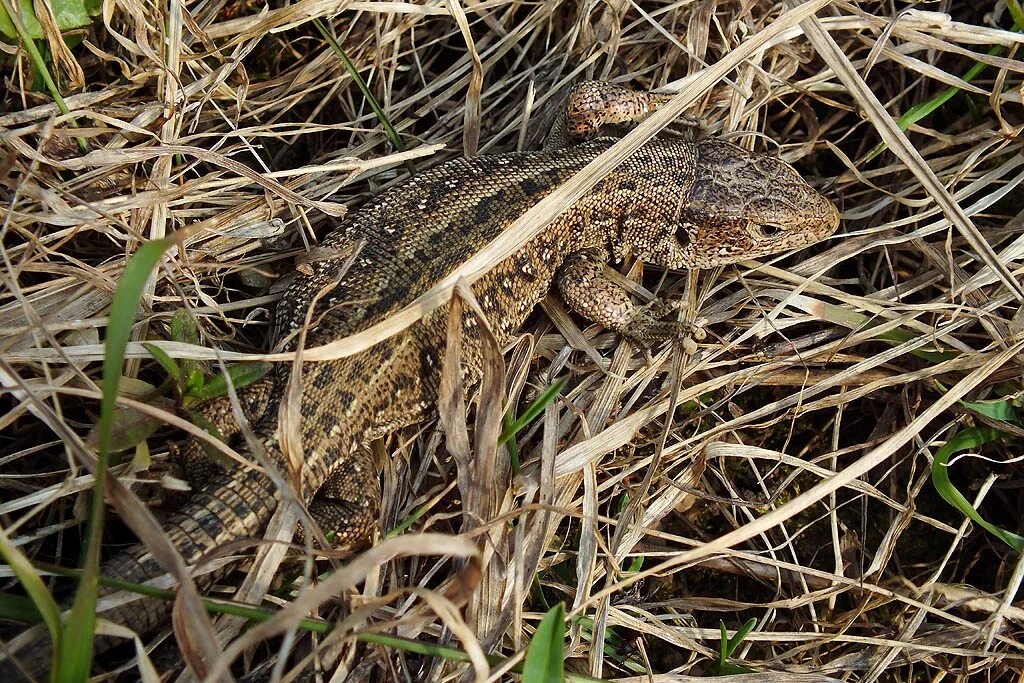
[757, 223, 782, 239]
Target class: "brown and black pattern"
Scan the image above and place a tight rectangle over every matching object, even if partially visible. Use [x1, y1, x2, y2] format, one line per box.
[3, 82, 840, 676]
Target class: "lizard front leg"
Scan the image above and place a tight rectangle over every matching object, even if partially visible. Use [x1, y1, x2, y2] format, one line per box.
[556, 250, 704, 349]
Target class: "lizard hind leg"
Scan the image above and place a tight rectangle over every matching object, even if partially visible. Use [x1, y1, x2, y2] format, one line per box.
[176, 376, 277, 490]
[300, 445, 381, 551]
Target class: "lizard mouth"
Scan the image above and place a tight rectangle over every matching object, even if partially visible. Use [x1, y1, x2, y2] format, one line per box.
[808, 199, 841, 239]
[824, 204, 841, 235]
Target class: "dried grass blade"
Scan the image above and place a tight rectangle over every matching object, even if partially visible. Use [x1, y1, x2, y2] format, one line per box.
[578, 339, 1024, 611]
[797, 6, 1024, 302]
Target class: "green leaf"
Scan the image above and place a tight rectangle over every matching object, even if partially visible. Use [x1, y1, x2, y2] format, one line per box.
[501, 377, 566, 479]
[142, 341, 182, 383]
[184, 369, 205, 395]
[384, 501, 428, 538]
[959, 397, 1021, 425]
[170, 309, 201, 379]
[500, 377, 567, 448]
[59, 235, 177, 682]
[523, 603, 565, 683]
[710, 619, 758, 675]
[85, 405, 162, 453]
[188, 410, 233, 470]
[932, 427, 1024, 552]
[1008, 0, 1024, 32]
[170, 308, 199, 345]
[0, 0, 100, 40]
[819, 304, 956, 363]
[0, 590, 45, 623]
[862, 12, 1022, 163]
[311, 18, 404, 152]
[724, 618, 757, 657]
[192, 362, 271, 402]
[0, 0, 84, 154]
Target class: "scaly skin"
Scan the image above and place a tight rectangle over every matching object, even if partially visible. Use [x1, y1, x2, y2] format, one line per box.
[3, 82, 840, 677]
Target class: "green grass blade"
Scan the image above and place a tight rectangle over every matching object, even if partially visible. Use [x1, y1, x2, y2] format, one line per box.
[502, 409, 522, 476]
[0, 590, 45, 623]
[192, 361, 271, 401]
[931, 426, 1024, 552]
[499, 377, 566, 447]
[710, 618, 758, 674]
[0, 0, 86, 153]
[523, 602, 565, 683]
[819, 303, 957, 363]
[1008, 0, 1024, 31]
[958, 397, 1021, 424]
[384, 498, 434, 538]
[0, 525, 62, 656]
[725, 617, 757, 656]
[864, 16, 1022, 163]
[142, 341, 181, 382]
[169, 308, 199, 345]
[186, 409, 232, 469]
[13, 556, 610, 681]
[58, 236, 176, 682]
[311, 17, 404, 152]
[169, 309, 200, 378]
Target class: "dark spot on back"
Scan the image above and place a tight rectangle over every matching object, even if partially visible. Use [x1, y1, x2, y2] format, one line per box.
[520, 177, 544, 196]
[317, 411, 339, 432]
[312, 370, 334, 390]
[473, 191, 507, 225]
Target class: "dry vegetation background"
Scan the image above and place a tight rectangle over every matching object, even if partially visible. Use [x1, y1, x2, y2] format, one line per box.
[2, 0, 1024, 680]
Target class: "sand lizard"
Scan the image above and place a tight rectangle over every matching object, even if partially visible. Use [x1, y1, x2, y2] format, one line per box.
[5, 81, 840, 676]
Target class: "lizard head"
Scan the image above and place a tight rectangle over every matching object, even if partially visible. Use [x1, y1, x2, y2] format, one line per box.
[623, 138, 840, 270]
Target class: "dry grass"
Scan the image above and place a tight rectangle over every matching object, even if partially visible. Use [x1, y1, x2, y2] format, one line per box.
[2, 0, 1024, 680]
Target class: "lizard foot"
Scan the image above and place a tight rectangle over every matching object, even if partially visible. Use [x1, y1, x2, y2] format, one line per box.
[294, 447, 380, 551]
[621, 298, 707, 355]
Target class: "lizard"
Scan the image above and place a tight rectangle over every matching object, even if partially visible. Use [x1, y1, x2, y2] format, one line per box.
[4, 81, 840, 677]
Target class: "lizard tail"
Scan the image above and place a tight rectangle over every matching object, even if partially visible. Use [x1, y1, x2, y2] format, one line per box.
[3, 466, 280, 678]
[99, 466, 280, 635]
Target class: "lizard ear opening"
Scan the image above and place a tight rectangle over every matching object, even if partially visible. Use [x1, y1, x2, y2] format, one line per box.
[676, 223, 694, 248]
